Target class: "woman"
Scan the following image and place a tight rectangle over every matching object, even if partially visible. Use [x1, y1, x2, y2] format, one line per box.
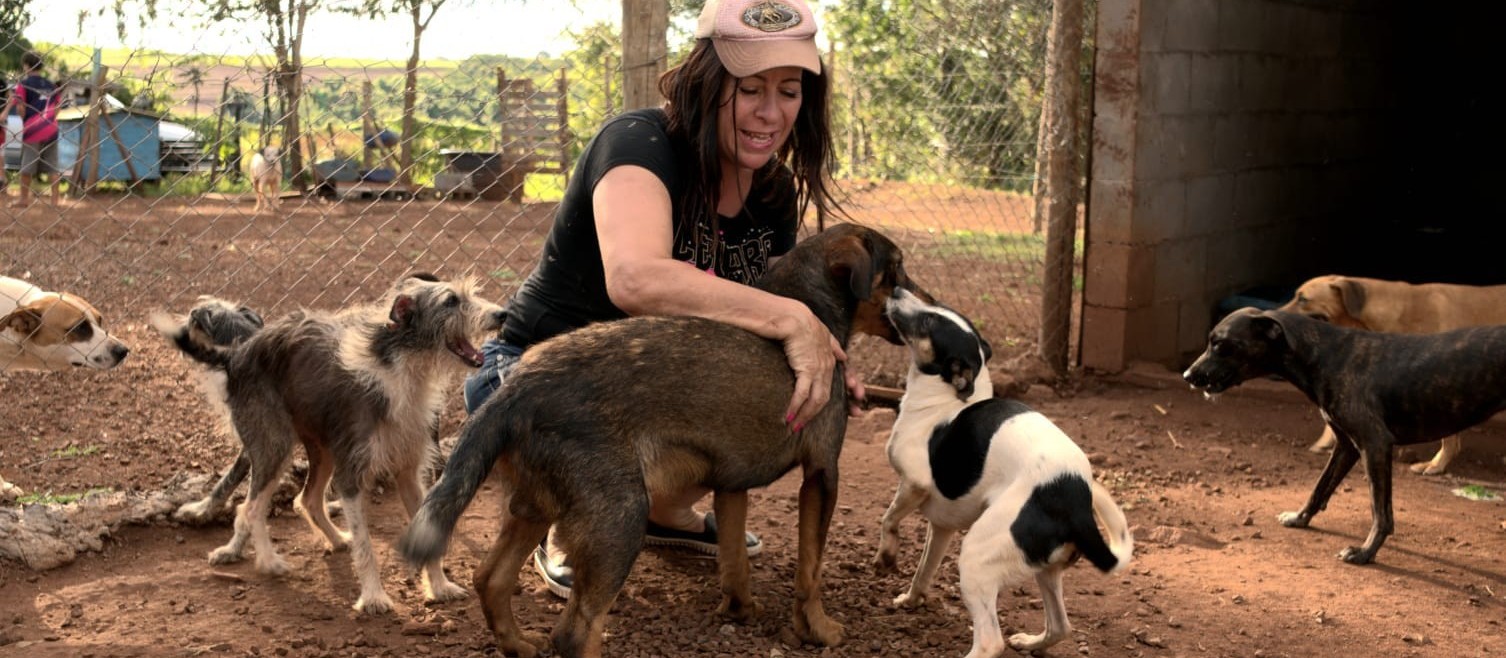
[463, 0, 857, 597]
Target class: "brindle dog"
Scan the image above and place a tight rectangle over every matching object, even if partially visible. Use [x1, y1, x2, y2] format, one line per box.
[400, 224, 929, 658]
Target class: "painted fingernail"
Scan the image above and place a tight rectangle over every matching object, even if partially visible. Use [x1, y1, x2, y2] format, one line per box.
[793, 423, 804, 433]
[785, 413, 795, 423]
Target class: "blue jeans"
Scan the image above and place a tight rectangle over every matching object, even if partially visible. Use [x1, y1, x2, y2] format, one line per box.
[463, 339, 525, 414]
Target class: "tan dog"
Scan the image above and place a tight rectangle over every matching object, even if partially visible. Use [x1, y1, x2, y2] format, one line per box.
[1, 275, 131, 500]
[249, 145, 282, 214]
[1280, 274, 1506, 474]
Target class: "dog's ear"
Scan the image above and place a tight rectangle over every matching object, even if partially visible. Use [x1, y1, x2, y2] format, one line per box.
[239, 306, 265, 328]
[189, 307, 215, 334]
[1253, 312, 1286, 343]
[1330, 277, 1366, 318]
[389, 294, 417, 327]
[827, 235, 875, 300]
[1, 308, 43, 337]
[979, 334, 993, 363]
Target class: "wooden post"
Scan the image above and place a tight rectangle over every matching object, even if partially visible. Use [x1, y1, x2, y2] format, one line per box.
[207, 78, 230, 189]
[496, 67, 508, 150]
[362, 80, 375, 172]
[603, 54, 615, 118]
[1038, 0, 1086, 377]
[621, 0, 667, 110]
[556, 68, 569, 184]
[98, 111, 140, 182]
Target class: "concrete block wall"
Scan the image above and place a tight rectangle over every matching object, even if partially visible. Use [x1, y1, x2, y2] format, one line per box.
[1083, 0, 1392, 371]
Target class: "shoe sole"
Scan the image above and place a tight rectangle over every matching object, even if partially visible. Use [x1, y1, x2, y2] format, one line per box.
[643, 535, 764, 558]
[532, 548, 573, 600]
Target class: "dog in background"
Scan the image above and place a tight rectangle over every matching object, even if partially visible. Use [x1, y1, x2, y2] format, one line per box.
[874, 288, 1133, 657]
[1281, 274, 1506, 474]
[249, 145, 282, 214]
[3, 275, 132, 501]
[1184, 308, 1506, 564]
[399, 224, 924, 657]
[155, 273, 504, 613]
[150, 296, 265, 523]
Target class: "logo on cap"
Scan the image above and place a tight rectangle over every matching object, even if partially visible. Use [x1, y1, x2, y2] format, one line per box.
[741, 1, 802, 33]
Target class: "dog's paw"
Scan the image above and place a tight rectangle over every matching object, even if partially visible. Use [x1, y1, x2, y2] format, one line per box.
[1276, 511, 1310, 528]
[324, 530, 353, 553]
[873, 550, 898, 574]
[498, 633, 548, 658]
[1338, 546, 1375, 565]
[717, 593, 761, 622]
[174, 499, 223, 525]
[892, 591, 927, 610]
[354, 592, 395, 615]
[1008, 629, 1064, 653]
[256, 555, 292, 577]
[207, 546, 244, 565]
[425, 579, 469, 604]
[795, 610, 845, 647]
[1408, 461, 1447, 476]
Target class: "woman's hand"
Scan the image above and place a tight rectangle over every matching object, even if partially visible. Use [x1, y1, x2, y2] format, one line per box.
[776, 306, 844, 430]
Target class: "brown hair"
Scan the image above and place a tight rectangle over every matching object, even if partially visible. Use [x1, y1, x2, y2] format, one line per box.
[658, 39, 844, 239]
[21, 51, 43, 72]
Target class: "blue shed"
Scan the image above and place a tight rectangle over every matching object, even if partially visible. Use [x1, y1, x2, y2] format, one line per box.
[55, 105, 162, 182]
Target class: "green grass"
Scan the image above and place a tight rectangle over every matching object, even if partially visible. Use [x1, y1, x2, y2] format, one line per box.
[17, 487, 115, 506]
[50, 444, 102, 460]
[922, 229, 1082, 261]
[524, 173, 567, 203]
[1453, 485, 1500, 501]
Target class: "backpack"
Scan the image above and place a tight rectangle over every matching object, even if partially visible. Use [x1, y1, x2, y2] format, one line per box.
[18, 84, 62, 145]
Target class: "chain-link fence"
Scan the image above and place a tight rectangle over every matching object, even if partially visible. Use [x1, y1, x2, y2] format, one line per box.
[0, 0, 1078, 387]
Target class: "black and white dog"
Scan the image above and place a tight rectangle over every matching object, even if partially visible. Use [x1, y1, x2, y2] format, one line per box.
[874, 288, 1133, 658]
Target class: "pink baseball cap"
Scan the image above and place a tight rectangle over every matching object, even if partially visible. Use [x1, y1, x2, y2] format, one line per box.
[695, 0, 822, 78]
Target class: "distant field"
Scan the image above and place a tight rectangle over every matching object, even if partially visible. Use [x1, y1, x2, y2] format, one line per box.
[39, 43, 468, 118]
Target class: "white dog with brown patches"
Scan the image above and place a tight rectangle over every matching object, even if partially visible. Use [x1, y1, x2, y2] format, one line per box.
[1, 275, 131, 500]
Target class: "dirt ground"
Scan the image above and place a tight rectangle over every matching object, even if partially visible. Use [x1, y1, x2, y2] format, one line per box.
[2, 192, 1505, 657]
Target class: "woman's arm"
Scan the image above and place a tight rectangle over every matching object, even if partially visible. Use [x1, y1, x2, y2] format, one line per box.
[594, 164, 845, 428]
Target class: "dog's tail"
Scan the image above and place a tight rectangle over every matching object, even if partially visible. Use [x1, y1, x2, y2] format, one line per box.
[1074, 479, 1134, 574]
[150, 311, 233, 370]
[398, 400, 516, 566]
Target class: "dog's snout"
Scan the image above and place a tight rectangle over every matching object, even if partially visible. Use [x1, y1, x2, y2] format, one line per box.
[1182, 364, 1203, 385]
[490, 309, 507, 328]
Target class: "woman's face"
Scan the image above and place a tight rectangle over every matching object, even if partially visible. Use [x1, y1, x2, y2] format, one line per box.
[717, 66, 804, 175]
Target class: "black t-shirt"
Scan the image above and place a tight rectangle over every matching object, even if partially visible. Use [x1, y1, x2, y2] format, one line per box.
[501, 107, 799, 348]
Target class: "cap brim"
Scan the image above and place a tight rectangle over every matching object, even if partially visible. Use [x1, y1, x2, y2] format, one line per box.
[713, 38, 822, 78]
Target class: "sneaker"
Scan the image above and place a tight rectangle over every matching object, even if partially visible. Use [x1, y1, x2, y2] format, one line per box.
[644, 511, 763, 557]
[532, 542, 573, 599]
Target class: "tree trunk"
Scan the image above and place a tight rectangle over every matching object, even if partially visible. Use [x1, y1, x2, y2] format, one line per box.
[1038, 0, 1085, 377]
[621, 0, 667, 110]
[400, 1, 423, 187]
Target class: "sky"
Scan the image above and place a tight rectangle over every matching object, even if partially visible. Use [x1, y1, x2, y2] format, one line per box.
[26, 0, 627, 62]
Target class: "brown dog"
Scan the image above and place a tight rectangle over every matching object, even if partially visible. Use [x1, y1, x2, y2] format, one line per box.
[1280, 275, 1506, 474]
[399, 224, 927, 658]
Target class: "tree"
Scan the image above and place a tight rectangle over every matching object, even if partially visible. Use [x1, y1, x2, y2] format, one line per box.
[1, 0, 31, 70]
[177, 58, 207, 116]
[206, 0, 322, 191]
[827, 0, 1053, 189]
[337, 0, 470, 187]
